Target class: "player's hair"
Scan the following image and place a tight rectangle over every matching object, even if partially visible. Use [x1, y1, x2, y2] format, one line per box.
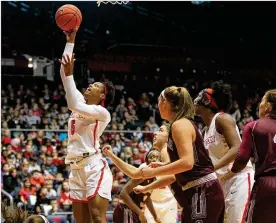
[1, 203, 47, 223]
[211, 80, 233, 113]
[161, 123, 171, 133]
[1, 202, 28, 223]
[103, 81, 115, 106]
[163, 86, 194, 122]
[265, 89, 276, 114]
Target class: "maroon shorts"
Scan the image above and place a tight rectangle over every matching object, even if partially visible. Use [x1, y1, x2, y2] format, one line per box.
[113, 203, 140, 223]
[243, 176, 276, 223]
[181, 179, 225, 223]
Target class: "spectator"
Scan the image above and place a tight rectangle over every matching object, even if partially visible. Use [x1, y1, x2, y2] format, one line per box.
[25, 110, 41, 127]
[58, 181, 72, 211]
[30, 170, 45, 189]
[19, 178, 36, 205]
[231, 100, 241, 122]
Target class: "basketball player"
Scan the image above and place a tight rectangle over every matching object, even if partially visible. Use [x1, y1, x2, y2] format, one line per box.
[113, 150, 161, 223]
[103, 124, 178, 222]
[104, 86, 225, 223]
[194, 80, 254, 223]
[58, 28, 115, 223]
[134, 124, 183, 221]
[231, 89, 276, 223]
[144, 124, 178, 223]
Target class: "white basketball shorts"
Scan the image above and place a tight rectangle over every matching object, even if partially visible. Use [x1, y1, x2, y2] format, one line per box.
[222, 167, 255, 223]
[68, 154, 113, 202]
[145, 196, 178, 223]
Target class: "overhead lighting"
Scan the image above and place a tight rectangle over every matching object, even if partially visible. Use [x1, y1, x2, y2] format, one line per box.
[28, 58, 33, 62]
[28, 63, 33, 68]
[156, 68, 160, 72]
[180, 68, 184, 73]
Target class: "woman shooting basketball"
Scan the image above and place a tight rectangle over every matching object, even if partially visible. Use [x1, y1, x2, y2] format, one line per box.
[59, 28, 115, 223]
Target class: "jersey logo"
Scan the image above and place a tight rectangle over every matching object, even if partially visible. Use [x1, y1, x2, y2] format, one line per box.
[204, 135, 215, 147]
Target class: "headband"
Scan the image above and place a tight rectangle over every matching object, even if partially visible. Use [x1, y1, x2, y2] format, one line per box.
[160, 90, 166, 99]
[195, 88, 219, 111]
[38, 215, 49, 223]
[101, 85, 107, 107]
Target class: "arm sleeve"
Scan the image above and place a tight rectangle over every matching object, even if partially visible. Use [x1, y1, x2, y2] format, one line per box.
[63, 76, 111, 122]
[60, 43, 85, 103]
[231, 122, 254, 173]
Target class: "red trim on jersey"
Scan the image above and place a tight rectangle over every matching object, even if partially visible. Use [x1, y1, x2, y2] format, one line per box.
[101, 85, 107, 107]
[241, 173, 251, 223]
[87, 160, 106, 201]
[93, 120, 99, 154]
[69, 195, 88, 203]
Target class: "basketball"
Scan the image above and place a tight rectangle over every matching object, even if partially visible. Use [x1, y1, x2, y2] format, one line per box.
[55, 4, 82, 31]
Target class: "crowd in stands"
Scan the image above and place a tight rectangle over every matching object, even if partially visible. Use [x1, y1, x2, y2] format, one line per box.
[1, 73, 268, 221]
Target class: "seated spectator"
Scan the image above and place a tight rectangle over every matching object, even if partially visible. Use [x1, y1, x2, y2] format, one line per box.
[3, 168, 21, 199]
[19, 178, 36, 205]
[53, 173, 64, 195]
[58, 181, 72, 211]
[48, 199, 63, 215]
[30, 170, 45, 189]
[45, 180, 57, 200]
[23, 145, 34, 160]
[44, 156, 57, 176]
[28, 157, 41, 173]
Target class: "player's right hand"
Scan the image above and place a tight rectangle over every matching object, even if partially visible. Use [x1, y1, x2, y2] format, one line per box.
[64, 26, 79, 43]
[102, 145, 113, 157]
[133, 185, 148, 194]
[149, 161, 166, 168]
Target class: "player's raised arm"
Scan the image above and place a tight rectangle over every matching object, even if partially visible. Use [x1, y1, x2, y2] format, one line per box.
[59, 55, 110, 122]
[60, 27, 86, 106]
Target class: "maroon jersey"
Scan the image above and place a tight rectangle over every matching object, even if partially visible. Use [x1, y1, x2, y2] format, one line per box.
[169, 181, 185, 207]
[167, 120, 214, 186]
[232, 116, 276, 179]
[129, 178, 154, 209]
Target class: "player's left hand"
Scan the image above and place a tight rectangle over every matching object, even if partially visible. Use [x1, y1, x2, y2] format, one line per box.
[64, 26, 79, 43]
[59, 53, 75, 76]
[140, 166, 155, 179]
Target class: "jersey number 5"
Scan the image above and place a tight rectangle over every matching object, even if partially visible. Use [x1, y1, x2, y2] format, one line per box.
[71, 120, 76, 135]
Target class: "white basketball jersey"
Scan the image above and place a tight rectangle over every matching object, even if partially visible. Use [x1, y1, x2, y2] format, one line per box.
[65, 111, 109, 163]
[150, 177, 175, 203]
[204, 113, 252, 176]
[61, 42, 111, 164]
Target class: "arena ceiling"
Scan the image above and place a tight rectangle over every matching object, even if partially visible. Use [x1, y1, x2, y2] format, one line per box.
[2, 1, 276, 67]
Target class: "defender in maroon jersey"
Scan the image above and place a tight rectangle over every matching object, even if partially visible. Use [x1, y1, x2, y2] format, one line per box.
[232, 89, 276, 223]
[110, 150, 161, 223]
[137, 86, 225, 223]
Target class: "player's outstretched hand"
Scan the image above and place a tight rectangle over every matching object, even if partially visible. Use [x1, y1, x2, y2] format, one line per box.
[59, 53, 75, 76]
[64, 26, 79, 43]
[102, 145, 113, 157]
